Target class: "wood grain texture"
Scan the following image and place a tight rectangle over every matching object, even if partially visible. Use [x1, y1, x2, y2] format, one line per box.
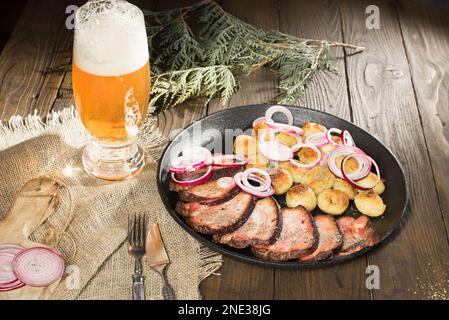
[200, 0, 279, 300]
[341, 0, 449, 299]
[398, 0, 449, 248]
[274, 0, 370, 300]
[0, 0, 75, 120]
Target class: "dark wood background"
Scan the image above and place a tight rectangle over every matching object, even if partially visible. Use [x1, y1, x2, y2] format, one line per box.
[0, 0, 448, 300]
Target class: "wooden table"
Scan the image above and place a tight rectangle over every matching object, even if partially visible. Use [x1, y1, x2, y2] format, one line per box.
[1, 0, 448, 300]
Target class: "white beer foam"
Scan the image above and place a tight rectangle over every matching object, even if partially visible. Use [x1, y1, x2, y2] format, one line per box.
[73, 0, 149, 77]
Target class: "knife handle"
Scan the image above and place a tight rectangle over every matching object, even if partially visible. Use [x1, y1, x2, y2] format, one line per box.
[156, 265, 176, 300]
[132, 274, 145, 300]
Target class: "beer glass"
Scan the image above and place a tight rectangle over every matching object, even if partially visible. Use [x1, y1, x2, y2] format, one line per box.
[73, 0, 150, 180]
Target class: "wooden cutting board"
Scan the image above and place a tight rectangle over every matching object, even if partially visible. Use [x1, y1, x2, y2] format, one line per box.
[0, 177, 63, 300]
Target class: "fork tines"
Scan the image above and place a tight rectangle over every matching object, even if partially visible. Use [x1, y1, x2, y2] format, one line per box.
[128, 212, 147, 250]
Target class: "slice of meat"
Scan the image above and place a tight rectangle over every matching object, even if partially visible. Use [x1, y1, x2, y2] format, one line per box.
[336, 215, 380, 256]
[169, 166, 244, 192]
[252, 207, 317, 261]
[299, 215, 342, 262]
[178, 178, 240, 205]
[175, 192, 255, 235]
[213, 197, 282, 249]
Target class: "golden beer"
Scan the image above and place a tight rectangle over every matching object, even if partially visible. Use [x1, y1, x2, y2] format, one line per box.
[73, 0, 150, 180]
[73, 62, 150, 141]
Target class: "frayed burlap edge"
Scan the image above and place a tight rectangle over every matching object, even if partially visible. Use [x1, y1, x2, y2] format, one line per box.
[0, 107, 223, 300]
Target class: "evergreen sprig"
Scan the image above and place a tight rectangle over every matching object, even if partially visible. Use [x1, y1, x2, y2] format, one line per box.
[144, 0, 363, 111]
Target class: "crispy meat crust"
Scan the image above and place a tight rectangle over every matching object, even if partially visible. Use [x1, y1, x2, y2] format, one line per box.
[176, 192, 256, 235]
[213, 197, 282, 249]
[252, 206, 317, 261]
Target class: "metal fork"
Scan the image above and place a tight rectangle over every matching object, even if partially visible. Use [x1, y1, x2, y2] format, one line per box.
[128, 212, 146, 300]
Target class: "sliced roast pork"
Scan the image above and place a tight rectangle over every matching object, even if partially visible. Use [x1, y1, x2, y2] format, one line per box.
[178, 177, 240, 205]
[175, 192, 255, 235]
[252, 207, 317, 261]
[169, 166, 244, 192]
[335, 215, 380, 257]
[213, 197, 282, 249]
[299, 215, 343, 262]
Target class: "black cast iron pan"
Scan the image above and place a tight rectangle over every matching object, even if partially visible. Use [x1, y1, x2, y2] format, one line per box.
[157, 104, 409, 269]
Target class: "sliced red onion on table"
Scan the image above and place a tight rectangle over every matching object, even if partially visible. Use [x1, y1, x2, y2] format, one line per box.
[12, 247, 65, 287]
[171, 165, 212, 187]
[289, 143, 322, 169]
[0, 244, 25, 256]
[212, 154, 247, 168]
[305, 132, 330, 147]
[0, 253, 19, 286]
[342, 154, 381, 190]
[217, 177, 236, 189]
[327, 146, 371, 179]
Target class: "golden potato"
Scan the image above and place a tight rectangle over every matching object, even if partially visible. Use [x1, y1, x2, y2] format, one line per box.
[334, 156, 360, 174]
[253, 121, 269, 139]
[317, 189, 349, 215]
[234, 135, 258, 157]
[356, 172, 385, 195]
[302, 165, 336, 195]
[278, 160, 307, 184]
[245, 153, 270, 170]
[354, 190, 386, 217]
[276, 132, 300, 147]
[302, 121, 327, 138]
[296, 147, 320, 165]
[269, 169, 293, 195]
[333, 178, 357, 200]
[286, 184, 317, 212]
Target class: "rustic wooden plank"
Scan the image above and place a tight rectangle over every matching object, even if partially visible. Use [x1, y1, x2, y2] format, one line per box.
[398, 0, 449, 258]
[200, 0, 278, 300]
[274, 0, 370, 300]
[0, 0, 75, 120]
[341, 0, 449, 299]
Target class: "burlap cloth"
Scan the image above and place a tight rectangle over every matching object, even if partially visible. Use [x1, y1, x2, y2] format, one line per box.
[0, 107, 222, 300]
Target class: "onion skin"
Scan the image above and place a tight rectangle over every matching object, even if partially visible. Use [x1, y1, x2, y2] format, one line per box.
[341, 154, 380, 190]
[171, 165, 212, 187]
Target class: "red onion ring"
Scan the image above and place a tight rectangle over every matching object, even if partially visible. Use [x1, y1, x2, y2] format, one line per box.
[327, 146, 371, 179]
[12, 247, 65, 287]
[341, 130, 355, 146]
[169, 147, 212, 173]
[265, 121, 304, 135]
[0, 253, 18, 286]
[171, 165, 212, 187]
[0, 244, 25, 256]
[305, 132, 330, 147]
[342, 154, 381, 190]
[252, 116, 267, 128]
[265, 105, 294, 125]
[259, 130, 294, 161]
[234, 172, 275, 198]
[326, 128, 343, 146]
[241, 168, 272, 192]
[217, 177, 236, 189]
[289, 143, 322, 169]
[212, 154, 248, 168]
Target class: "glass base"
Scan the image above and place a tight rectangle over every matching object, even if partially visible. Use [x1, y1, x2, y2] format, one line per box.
[82, 139, 145, 181]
